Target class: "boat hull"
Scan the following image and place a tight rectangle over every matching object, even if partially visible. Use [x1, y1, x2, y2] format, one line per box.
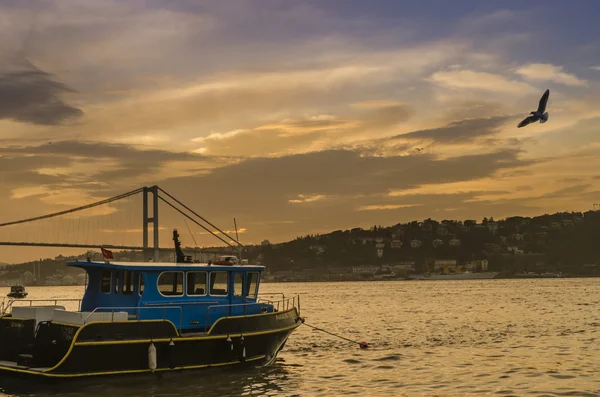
[0, 308, 300, 380]
[6, 293, 28, 299]
[409, 272, 499, 280]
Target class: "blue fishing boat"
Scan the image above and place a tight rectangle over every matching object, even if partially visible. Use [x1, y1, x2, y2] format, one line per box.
[0, 231, 301, 379]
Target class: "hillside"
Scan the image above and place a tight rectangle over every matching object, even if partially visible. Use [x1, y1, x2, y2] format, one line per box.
[2, 210, 600, 283]
[257, 211, 600, 276]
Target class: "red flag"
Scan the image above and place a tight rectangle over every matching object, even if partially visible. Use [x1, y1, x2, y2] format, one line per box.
[101, 247, 113, 260]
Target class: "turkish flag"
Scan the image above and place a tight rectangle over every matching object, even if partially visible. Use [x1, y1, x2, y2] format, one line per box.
[101, 247, 113, 260]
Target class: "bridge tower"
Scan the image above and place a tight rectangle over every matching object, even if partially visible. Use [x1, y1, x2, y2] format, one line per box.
[143, 185, 160, 262]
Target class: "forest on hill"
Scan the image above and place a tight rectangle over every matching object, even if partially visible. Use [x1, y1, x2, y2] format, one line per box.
[2, 210, 600, 282]
[256, 211, 600, 275]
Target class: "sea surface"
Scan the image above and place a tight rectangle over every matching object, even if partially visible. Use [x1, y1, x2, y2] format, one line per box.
[0, 279, 599, 397]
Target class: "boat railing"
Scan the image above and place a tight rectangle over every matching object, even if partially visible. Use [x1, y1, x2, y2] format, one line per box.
[83, 306, 184, 332]
[258, 294, 300, 314]
[205, 294, 300, 329]
[0, 298, 82, 316]
[257, 292, 286, 301]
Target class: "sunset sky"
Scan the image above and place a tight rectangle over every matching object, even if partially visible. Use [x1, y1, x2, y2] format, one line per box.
[2, 0, 600, 263]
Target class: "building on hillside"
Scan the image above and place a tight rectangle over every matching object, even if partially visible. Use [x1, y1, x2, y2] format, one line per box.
[449, 238, 461, 246]
[410, 239, 422, 248]
[391, 239, 403, 248]
[352, 265, 380, 275]
[393, 228, 405, 237]
[309, 245, 325, 253]
[328, 267, 351, 275]
[391, 262, 415, 272]
[433, 259, 457, 271]
[487, 222, 498, 233]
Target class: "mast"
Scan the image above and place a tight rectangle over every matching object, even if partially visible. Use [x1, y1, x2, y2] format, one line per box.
[234, 218, 242, 262]
[172, 229, 186, 263]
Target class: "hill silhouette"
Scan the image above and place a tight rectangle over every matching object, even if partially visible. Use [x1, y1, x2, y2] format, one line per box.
[2, 210, 600, 283]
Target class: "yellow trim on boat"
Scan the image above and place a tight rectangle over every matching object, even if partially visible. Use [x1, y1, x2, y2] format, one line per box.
[74, 322, 301, 346]
[206, 307, 299, 334]
[42, 319, 178, 373]
[4, 307, 297, 375]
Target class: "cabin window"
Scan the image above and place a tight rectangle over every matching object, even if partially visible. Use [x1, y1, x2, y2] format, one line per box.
[187, 272, 207, 296]
[114, 271, 120, 293]
[100, 270, 111, 293]
[138, 273, 145, 296]
[157, 272, 184, 296]
[123, 271, 133, 295]
[234, 273, 243, 297]
[246, 272, 259, 298]
[209, 272, 229, 296]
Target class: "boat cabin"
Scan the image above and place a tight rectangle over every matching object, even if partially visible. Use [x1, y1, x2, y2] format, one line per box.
[7, 285, 27, 298]
[68, 260, 270, 333]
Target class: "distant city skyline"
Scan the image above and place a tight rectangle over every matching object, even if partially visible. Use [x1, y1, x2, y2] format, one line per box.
[2, 1, 600, 263]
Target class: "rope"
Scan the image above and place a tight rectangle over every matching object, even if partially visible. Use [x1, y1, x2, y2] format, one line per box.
[301, 321, 369, 349]
[183, 218, 199, 247]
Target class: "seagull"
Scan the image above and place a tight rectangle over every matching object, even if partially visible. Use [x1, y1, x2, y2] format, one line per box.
[517, 89, 550, 128]
[414, 148, 423, 152]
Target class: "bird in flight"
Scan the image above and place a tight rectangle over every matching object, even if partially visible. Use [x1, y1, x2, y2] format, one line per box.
[517, 89, 550, 128]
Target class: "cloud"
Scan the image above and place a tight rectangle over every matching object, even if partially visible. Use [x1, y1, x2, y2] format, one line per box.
[428, 70, 532, 93]
[0, 140, 226, 192]
[391, 115, 511, 145]
[357, 204, 423, 211]
[515, 63, 587, 87]
[0, 59, 83, 125]
[158, 147, 535, 221]
[188, 104, 413, 156]
[542, 183, 591, 197]
[591, 66, 600, 71]
[288, 194, 327, 204]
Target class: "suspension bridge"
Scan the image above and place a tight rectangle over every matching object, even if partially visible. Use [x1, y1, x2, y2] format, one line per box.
[0, 185, 244, 262]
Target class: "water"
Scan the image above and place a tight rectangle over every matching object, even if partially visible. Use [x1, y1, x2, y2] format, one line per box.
[1, 279, 599, 396]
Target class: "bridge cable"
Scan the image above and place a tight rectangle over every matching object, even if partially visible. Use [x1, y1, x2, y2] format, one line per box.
[0, 187, 145, 228]
[156, 194, 234, 248]
[157, 187, 243, 247]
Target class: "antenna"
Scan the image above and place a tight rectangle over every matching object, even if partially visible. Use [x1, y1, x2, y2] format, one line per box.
[234, 218, 242, 263]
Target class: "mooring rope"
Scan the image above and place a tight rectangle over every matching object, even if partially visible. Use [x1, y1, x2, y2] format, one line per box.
[300, 319, 369, 349]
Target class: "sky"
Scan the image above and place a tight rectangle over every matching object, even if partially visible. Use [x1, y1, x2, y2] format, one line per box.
[2, 0, 600, 263]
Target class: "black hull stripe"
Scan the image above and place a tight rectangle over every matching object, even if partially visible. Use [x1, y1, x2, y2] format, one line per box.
[0, 355, 266, 378]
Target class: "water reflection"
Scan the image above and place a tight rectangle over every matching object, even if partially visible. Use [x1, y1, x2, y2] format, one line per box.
[2, 279, 600, 396]
[0, 360, 298, 397]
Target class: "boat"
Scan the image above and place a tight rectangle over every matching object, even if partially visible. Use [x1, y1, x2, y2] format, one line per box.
[6, 285, 28, 299]
[0, 230, 301, 380]
[408, 271, 499, 280]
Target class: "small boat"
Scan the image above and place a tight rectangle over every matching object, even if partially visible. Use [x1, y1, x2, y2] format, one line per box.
[0, 231, 301, 380]
[6, 285, 28, 299]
